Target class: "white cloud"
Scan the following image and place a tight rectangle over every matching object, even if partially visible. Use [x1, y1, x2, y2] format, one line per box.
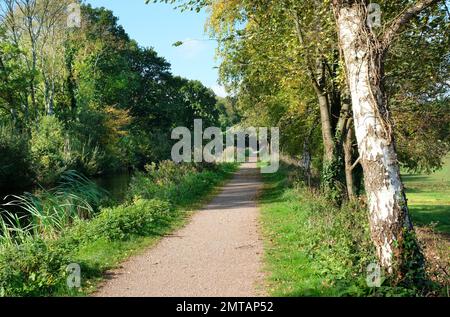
[177, 38, 206, 59]
[212, 85, 228, 98]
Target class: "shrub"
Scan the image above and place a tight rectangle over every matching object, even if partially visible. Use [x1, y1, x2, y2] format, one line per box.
[128, 162, 235, 205]
[144, 160, 198, 185]
[69, 106, 132, 172]
[0, 239, 68, 297]
[298, 189, 376, 295]
[30, 116, 67, 184]
[84, 199, 171, 241]
[0, 198, 172, 296]
[127, 161, 200, 201]
[263, 163, 441, 297]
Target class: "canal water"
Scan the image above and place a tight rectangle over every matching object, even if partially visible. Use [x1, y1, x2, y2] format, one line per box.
[93, 171, 132, 203]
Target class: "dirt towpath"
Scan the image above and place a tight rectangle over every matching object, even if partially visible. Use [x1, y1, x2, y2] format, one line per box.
[95, 162, 265, 297]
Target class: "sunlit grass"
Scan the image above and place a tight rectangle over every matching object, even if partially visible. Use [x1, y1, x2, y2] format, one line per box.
[403, 155, 450, 234]
[259, 165, 374, 297]
[260, 162, 448, 297]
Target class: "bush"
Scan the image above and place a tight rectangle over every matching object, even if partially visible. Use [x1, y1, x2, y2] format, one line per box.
[0, 198, 172, 296]
[0, 239, 68, 296]
[127, 161, 198, 202]
[30, 116, 106, 183]
[30, 116, 67, 184]
[297, 188, 376, 295]
[63, 137, 103, 177]
[84, 199, 171, 241]
[263, 163, 441, 297]
[144, 161, 198, 185]
[122, 130, 174, 168]
[128, 161, 235, 205]
[69, 106, 132, 173]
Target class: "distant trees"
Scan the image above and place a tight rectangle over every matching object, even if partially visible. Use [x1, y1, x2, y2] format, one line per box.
[0, 1, 224, 187]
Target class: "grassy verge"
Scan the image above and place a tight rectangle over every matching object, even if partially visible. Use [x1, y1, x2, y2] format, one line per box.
[0, 162, 237, 296]
[260, 165, 372, 296]
[259, 163, 448, 297]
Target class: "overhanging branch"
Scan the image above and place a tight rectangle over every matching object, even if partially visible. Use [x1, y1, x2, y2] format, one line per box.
[381, 0, 442, 51]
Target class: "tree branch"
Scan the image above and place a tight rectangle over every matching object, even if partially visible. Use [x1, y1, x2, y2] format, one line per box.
[381, 0, 442, 50]
[350, 157, 361, 171]
[292, 10, 323, 95]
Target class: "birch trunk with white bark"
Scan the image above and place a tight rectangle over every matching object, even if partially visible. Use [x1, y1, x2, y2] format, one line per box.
[335, 4, 416, 273]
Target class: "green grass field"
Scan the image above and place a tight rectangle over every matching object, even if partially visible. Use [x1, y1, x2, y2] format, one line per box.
[403, 156, 450, 234]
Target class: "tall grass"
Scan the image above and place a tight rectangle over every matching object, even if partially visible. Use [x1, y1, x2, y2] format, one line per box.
[0, 171, 106, 246]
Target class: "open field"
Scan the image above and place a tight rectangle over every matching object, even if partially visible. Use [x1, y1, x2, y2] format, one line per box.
[403, 156, 450, 234]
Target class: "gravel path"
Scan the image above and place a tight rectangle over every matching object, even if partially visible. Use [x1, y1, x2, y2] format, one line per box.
[94, 162, 265, 297]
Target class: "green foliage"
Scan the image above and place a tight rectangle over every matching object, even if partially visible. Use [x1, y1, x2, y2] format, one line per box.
[321, 157, 346, 203]
[84, 199, 171, 241]
[0, 239, 68, 297]
[387, 3, 450, 173]
[0, 2, 227, 188]
[30, 116, 67, 184]
[0, 197, 171, 296]
[63, 138, 103, 177]
[128, 161, 236, 206]
[1, 171, 105, 244]
[397, 229, 428, 290]
[261, 164, 373, 296]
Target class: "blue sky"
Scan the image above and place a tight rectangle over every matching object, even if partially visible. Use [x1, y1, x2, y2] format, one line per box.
[84, 0, 226, 97]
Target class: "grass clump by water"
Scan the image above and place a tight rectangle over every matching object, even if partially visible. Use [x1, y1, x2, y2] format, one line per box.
[0, 171, 106, 244]
[0, 163, 237, 296]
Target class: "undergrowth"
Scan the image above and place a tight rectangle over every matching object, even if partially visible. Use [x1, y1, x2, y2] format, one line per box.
[260, 163, 447, 297]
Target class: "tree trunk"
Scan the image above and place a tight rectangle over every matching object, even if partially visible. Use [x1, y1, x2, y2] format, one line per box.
[344, 118, 355, 201]
[334, 3, 420, 274]
[318, 92, 335, 163]
[292, 10, 349, 201]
